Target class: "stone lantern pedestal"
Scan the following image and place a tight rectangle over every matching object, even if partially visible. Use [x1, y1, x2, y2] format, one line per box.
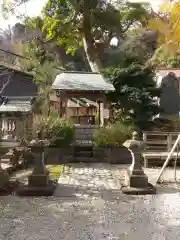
[0, 165, 10, 190]
[28, 145, 49, 187]
[122, 132, 156, 195]
[16, 139, 56, 196]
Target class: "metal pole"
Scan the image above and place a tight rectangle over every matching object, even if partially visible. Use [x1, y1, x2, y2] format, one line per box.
[156, 133, 180, 183]
[59, 92, 61, 117]
[174, 144, 178, 181]
[98, 101, 101, 126]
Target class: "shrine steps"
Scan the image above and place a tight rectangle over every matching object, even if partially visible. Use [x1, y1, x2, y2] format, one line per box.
[73, 144, 95, 162]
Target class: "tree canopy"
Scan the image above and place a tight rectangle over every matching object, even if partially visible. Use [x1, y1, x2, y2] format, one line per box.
[107, 64, 161, 130]
[1, 0, 163, 129]
[41, 0, 151, 71]
[2, 0, 152, 72]
[147, 0, 180, 67]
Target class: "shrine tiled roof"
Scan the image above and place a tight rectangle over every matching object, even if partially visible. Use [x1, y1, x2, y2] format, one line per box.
[0, 97, 34, 112]
[157, 68, 180, 78]
[52, 71, 114, 91]
[0, 65, 37, 97]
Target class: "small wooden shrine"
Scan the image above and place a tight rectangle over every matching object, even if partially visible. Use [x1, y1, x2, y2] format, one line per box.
[51, 71, 115, 125]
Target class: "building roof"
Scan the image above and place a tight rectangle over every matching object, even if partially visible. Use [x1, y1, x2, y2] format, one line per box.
[52, 71, 114, 91]
[0, 65, 37, 97]
[157, 68, 180, 78]
[0, 97, 33, 112]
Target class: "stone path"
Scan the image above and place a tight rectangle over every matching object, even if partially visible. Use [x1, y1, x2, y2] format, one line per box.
[2, 163, 180, 240]
[54, 163, 124, 198]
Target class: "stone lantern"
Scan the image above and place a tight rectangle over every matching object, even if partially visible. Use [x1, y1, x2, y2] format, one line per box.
[27, 138, 50, 188]
[16, 134, 56, 196]
[122, 131, 156, 195]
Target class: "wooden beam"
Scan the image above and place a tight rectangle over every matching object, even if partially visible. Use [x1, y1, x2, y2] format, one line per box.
[98, 101, 101, 126]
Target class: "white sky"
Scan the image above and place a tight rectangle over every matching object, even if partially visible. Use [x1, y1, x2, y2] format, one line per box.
[0, 0, 164, 29]
[0, 0, 47, 28]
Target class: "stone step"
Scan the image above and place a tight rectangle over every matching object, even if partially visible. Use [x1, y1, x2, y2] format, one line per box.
[74, 151, 93, 157]
[73, 157, 96, 162]
[74, 146, 93, 152]
[1, 158, 11, 164]
[1, 163, 12, 170]
[2, 154, 12, 160]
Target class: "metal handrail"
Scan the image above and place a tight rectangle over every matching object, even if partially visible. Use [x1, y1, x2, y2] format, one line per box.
[156, 134, 180, 183]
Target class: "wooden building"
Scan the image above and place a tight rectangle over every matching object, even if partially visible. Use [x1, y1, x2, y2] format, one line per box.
[51, 71, 115, 125]
[0, 65, 37, 141]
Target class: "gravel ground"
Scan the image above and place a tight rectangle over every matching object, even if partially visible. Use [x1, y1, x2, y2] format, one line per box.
[1, 163, 180, 240]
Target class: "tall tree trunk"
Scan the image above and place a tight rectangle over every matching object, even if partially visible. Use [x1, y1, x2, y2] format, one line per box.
[82, 4, 102, 72]
[82, 36, 101, 72]
[47, 92, 51, 116]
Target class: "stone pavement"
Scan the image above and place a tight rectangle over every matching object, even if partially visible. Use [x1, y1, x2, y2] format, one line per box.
[54, 163, 124, 198]
[1, 163, 180, 240]
[144, 166, 180, 184]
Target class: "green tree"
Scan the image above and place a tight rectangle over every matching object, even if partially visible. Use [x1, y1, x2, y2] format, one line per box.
[101, 30, 157, 69]
[3, 0, 152, 71]
[19, 37, 61, 116]
[41, 0, 150, 72]
[17, 16, 89, 71]
[151, 47, 180, 68]
[106, 64, 161, 130]
[147, 0, 180, 67]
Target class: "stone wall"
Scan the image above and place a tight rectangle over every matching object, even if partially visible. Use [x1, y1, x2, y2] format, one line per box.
[44, 146, 132, 165]
[74, 125, 99, 143]
[93, 146, 132, 164]
[45, 147, 74, 164]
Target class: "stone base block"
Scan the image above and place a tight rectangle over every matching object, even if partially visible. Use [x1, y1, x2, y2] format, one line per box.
[122, 183, 156, 195]
[0, 180, 18, 196]
[0, 171, 10, 189]
[129, 174, 148, 188]
[28, 174, 49, 187]
[16, 181, 56, 196]
[123, 169, 149, 188]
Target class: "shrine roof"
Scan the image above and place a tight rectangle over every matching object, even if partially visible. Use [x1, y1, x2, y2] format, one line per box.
[157, 68, 180, 78]
[52, 71, 114, 91]
[0, 96, 34, 112]
[0, 65, 37, 97]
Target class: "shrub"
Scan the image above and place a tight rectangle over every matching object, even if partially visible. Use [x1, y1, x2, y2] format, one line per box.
[38, 116, 75, 147]
[93, 121, 133, 147]
[158, 117, 180, 132]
